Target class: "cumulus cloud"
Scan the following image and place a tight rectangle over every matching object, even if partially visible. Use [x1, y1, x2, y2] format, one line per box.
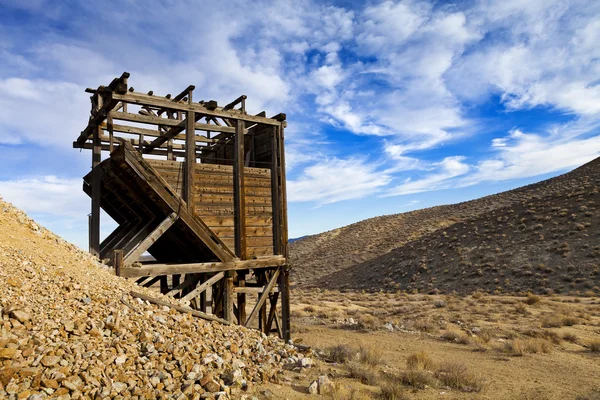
[288, 158, 391, 204]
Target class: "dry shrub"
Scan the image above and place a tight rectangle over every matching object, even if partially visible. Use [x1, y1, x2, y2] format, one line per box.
[563, 332, 578, 343]
[525, 293, 542, 305]
[514, 303, 530, 314]
[359, 345, 383, 366]
[401, 370, 434, 389]
[348, 362, 378, 385]
[303, 305, 316, 313]
[409, 318, 438, 333]
[541, 314, 579, 328]
[327, 344, 355, 364]
[358, 314, 380, 330]
[503, 338, 551, 356]
[435, 362, 484, 392]
[441, 330, 471, 345]
[327, 384, 372, 400]
[379, 380, 408, 400]
[406, 351, 436, 371]
[589, 339, 600, 353]
[522, 329, 562, 344]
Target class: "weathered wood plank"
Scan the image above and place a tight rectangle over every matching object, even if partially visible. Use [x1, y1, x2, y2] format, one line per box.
[123, 212, 178, 265]
[119, 256, 285, 278]
[244, 269, 280, 328]
[181, 272, 225, 301]
[130, 291, 229, 325]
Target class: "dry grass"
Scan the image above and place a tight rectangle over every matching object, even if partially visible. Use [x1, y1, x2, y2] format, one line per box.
[406, 351, 436, 371]
[358, 314, 380, 330]
[435, 362, 485, 392]
[379, 381, 408, 400]
[327, 344, 355, 363]
[563, 332, 578, 343]
[525, 293, 542, 305]
[588, 339, 600, 353]
[503, 338, 552, 356]
[348, 362, 378, 385]
[441, 329, 471, 344]
[401, 369, 435, 389]
[358, 345, 383, 366]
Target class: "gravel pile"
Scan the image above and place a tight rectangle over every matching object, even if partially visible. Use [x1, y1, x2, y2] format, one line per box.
[0, 197, 300, 399]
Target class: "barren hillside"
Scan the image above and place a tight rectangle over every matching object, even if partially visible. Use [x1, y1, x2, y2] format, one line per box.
[0, 198, 300, 398]
[291, 157, 600, 294]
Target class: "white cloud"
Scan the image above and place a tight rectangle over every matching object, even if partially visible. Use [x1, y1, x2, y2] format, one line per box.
[288, 158, 391, 204]
[385, 156, 470, 196]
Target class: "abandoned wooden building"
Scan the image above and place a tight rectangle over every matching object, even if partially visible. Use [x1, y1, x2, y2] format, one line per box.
[73, 72, 290, 339]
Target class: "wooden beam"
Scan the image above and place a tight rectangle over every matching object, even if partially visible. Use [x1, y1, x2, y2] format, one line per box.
[109, 111, 238, 134]
[114, 249, 124, 277]
[123, 212, 178, 265]
[90, 125, 102, 257]
[181, 272, 225, 301]
[99, 123, 221, 143]
[279, 266, 291, 341]
[233, 120, 247, 259]
[110, 92, 281, 126]
[130, 291, 229, 325]
[184, 88, 195, 210]
[244, 269, 280, 328]
[271, 125, 281, 254]
[224, 272, 234, 323]
[119, 256, 285, 278]
[233, 286, 280, 294]
[165, 274, 199, 297]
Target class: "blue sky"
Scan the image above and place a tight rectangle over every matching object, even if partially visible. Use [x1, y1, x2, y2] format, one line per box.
[1, 0, 600, 249]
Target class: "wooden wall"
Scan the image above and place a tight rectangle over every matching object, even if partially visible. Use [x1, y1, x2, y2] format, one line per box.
[147, 159, 274, 257]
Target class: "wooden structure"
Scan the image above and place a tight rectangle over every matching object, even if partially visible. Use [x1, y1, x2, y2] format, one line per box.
[73, 72, 290, 339]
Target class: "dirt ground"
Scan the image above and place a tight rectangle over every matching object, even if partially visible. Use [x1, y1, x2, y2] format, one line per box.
[262, 290, 600, 400]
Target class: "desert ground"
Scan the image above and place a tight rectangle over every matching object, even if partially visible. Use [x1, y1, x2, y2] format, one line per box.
[260, 290, 600, 400]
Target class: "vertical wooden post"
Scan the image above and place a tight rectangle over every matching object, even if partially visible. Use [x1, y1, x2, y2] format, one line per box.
[270, 126, 281, 254]
[113, 249, 123, 277]
[233, 120, 247, 259]
[107, 114, 114, 153]
[278, 122, 291, 341]
[184, 89, 195, 212]
[205, 285, 213, 314]
[90, 124, 102, 257]
[160, 276, 168, 294]
[224, 272, 234, 323]
[237, 271, 246, 325]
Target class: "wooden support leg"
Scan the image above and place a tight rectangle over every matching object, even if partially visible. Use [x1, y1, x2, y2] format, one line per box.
[237, 270, 246, 325]
[205, 285, 213, 315]
[279, 266, 291, 341]
[160, 276, 168, 294]
[245, 269, 280, 328]
[224, 272, 234, 323]
[90, 125, 102, 257]
[113, 249, 124, 277]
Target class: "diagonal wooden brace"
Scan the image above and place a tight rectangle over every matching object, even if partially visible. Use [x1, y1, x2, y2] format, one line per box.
[181, 272, 225, 302]
[124, 212, 178, 265]
[244, 269, 280, 328]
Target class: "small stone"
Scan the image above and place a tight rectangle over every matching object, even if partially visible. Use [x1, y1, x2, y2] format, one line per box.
[308, 381, 318, 395]
[10, 310, 30, 323]
[42, 379, 59, 389]
[317, 375, 335, 395]
[114, 355, 127, 366]
[113, 382, 127, 394]
[0, 348, 17, 360]
[204, 380, 220, 392]
[297, 357, 312, 368]
[41, 355, 61, 367]
[81, 297, 91, 304]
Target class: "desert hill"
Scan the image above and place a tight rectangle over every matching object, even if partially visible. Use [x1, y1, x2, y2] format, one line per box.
[291, 157, 600, 294]
[0, 197, 299, 397]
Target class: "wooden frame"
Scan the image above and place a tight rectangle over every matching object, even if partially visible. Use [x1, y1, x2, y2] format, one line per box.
[74, 73, 290, 340]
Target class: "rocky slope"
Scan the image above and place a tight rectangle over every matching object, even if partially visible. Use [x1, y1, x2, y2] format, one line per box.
[292, 157, 600, 294]
[0, 198, 301, 399]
